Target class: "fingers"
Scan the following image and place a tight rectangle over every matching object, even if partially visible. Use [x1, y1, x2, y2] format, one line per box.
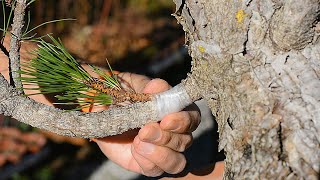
[131, 79, 199, 176]
[131, 145, 164, 177]
[117, 73, 151, 93]
[142, 78, 171, 93]
[85, 71, 198, 177]
[132, 136, 187, 176]
[117, 73, 171, 94]
[160, 107, 201, 134]
[139, 123, 193, 152]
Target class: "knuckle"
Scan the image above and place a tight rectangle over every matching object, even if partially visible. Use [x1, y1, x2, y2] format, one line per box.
[179, 113, 192, 132]
[176, 134, 193, 152]
[175, 138, 184, 152]
[151, 130, 191, 152]
[184, 134, 193, 149]
[161, 132, 184, 152]
[159, 131, 172, 145]
[174, 135, 187, 152]
[162, 133, 193, 152]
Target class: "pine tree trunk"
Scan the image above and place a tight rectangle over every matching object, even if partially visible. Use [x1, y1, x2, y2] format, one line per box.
[173, 0, 320, 179]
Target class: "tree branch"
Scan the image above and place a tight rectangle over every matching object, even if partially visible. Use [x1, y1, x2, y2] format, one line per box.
[0, 73, 195, 138]
[0, 73, 158, 138]
[9, 0, 26, 94]
[0, 0, 198, 139]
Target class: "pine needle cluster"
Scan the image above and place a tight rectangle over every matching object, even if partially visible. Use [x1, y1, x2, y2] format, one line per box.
[19, 35, 121, 110]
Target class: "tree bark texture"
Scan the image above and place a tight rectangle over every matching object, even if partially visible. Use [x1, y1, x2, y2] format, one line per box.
[173, 0, 319, 179]
[9, 0, 26, 94]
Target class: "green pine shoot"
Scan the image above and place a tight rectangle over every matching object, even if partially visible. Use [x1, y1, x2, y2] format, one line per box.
[19, 35, 120, 110]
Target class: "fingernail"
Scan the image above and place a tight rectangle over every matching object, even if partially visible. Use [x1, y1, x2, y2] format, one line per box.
[138, 141, 155, 154]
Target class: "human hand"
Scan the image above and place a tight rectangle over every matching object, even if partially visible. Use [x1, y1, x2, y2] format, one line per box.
[91, 72, 201, 177]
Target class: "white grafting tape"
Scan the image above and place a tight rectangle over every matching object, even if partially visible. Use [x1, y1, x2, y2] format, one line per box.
[154, 84, 192, 119]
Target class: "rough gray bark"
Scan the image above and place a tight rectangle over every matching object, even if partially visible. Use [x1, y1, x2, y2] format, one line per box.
[9, 0, 26, 94]
[173, 0, 320, 179]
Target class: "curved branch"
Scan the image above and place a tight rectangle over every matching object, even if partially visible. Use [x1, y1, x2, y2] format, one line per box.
[0, 74, 157, 138]
[0, 74, 197, 138]
[1, 0, 202, 140]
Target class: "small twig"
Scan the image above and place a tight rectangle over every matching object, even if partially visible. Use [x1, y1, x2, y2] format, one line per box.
[85, 78, 152, 104]
[8, 0, 26, 94]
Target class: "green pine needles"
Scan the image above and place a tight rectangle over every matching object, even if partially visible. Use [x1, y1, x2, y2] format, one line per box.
[19, 35, 121, 110]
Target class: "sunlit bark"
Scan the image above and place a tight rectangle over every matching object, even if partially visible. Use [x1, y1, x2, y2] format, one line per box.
[172, 0, 320, 178]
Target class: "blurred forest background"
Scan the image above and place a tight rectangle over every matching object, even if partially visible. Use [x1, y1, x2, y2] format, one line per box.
[28, 0, 189, 84]
[0, 0, 196, 179]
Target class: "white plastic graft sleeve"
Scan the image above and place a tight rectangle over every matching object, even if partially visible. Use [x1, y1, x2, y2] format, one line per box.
[153, 83, 193, 119]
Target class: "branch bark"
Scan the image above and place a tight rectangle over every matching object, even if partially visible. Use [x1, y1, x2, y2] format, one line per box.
[9, 0, 26, 94]
[270, 0, 319, 50]
[0, 73, 158, 138]
[0, 73, 196, 138]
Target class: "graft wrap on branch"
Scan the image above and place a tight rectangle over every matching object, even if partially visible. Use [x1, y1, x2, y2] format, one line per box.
[154, 84, 193, 119]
